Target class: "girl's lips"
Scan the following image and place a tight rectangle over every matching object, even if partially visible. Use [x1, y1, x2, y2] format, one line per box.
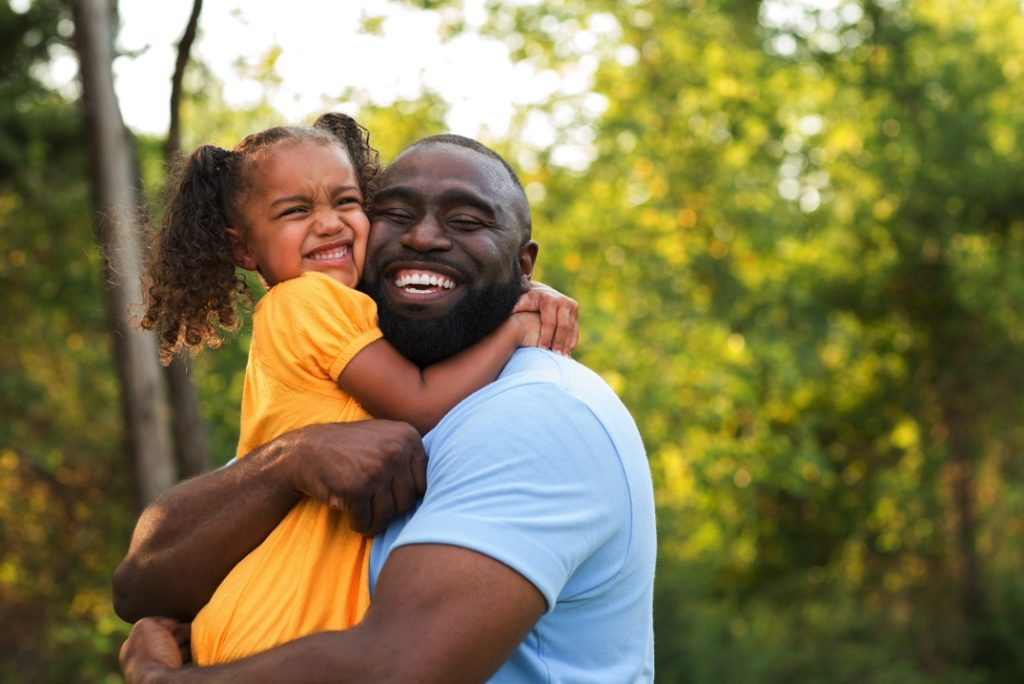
[306, 245, 349, 261]
[305, 239, 354, 264]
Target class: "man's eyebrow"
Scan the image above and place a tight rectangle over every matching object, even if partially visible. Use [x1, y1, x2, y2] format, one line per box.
[439, 189, 496, 217]
[372, 186, 419, 204]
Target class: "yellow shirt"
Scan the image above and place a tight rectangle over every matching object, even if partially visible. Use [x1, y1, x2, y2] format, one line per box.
[192, 272, 383, 665]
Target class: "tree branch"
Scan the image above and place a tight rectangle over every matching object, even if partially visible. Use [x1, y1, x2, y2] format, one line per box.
[164, 0, 203, 161]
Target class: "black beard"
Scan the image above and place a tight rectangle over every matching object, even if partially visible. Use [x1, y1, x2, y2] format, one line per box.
[361, 271, 523, 368]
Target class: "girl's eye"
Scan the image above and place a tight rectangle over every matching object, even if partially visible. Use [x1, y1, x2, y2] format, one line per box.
[335, 197, 361, 207]
[278, 206, 307, 217]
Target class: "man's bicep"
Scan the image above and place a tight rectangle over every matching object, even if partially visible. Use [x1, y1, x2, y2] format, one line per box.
[112, 443, 299, 622]
[362, 543, 546, 683]
[396, 386, 625, 605]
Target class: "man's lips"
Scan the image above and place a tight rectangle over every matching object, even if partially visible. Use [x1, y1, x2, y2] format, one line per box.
[393, 269, 456, 291]
[381, 261, 464, 301]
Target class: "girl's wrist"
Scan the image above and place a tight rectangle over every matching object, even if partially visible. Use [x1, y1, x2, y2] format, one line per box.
[509, 312, 540, 348]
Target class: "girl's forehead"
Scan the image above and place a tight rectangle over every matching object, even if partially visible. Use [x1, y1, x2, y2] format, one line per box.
[241, 141, 358, 206]
[253, 141, 352, 177]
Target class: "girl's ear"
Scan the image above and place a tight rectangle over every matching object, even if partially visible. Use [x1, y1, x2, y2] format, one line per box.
[225, 227, 258, 271]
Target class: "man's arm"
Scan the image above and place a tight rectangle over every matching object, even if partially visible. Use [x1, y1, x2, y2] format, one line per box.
[113, 420, 427, 622]
[121, 543, 546, 684]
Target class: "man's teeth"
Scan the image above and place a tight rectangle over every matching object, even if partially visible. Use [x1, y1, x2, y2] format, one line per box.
[394, 273, 455, 290]
[308, 246, 348, 260]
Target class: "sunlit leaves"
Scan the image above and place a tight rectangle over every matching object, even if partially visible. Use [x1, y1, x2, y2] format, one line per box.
[449, 0, 1024, 680]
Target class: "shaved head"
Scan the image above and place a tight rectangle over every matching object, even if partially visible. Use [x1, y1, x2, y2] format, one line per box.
[392, 135, 532, 243]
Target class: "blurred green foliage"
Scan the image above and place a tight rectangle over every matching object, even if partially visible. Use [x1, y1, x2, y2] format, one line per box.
[2, 0, 1024, 681]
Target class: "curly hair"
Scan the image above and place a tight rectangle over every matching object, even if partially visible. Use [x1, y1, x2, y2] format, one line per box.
[313, 112, 381, 203]
[140, 114, 381, 364]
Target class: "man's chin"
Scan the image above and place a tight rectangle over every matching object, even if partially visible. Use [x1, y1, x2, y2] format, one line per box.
[379, 283, 466, 320]
[364, 274, 522, 368]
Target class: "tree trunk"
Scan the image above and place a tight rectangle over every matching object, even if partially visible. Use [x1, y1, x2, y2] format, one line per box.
[165, 359, 212, 475]
[72, 0, 176, 508]
[163, 0, 213, 477]
[942, 394, 987, 659]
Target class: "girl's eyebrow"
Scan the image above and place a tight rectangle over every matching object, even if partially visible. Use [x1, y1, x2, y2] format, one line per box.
[268, 184, 361, 207]
[269, 194, 310, 207]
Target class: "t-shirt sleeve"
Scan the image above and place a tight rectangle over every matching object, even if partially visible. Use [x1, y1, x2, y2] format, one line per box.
[386, 383, 630, 610]
[254, 272, 382, 386]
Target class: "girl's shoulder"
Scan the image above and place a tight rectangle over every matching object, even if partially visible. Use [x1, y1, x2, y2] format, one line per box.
[265, 272, 373, 310]
[256, 272, 378, 341]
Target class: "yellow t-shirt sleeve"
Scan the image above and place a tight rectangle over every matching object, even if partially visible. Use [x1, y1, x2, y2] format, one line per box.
[253, 272, 383, 389]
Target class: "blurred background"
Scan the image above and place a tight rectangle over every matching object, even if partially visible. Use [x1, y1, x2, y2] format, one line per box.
[3, 0, 1024, 681]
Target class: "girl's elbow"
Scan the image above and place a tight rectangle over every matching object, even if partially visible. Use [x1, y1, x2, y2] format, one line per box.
[408, 413, 438, 436]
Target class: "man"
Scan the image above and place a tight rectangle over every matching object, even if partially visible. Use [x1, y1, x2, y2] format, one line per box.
[115, 135, 657, 683]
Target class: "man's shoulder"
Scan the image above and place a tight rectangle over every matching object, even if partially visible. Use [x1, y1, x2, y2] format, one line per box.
[452, 349, 625, 422]
[495, 348, 620, 402]
[429, 348, 643, 456]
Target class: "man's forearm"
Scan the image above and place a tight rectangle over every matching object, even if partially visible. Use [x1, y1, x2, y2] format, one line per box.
[133, 628, 393, 684]
[113, 420, 427, 623]
[113, 439, 299, 622]
[121, 544, 545, 684]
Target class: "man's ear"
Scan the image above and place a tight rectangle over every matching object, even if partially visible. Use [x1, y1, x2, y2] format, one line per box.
[518, 240, 539, 289]
[225, 227, 258, 271]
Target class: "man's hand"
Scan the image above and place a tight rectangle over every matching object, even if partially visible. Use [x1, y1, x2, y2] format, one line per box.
[278, 420, 427, 536]
[113, 419, 427, 622]
[117, 546, 546, 684]
[120, 617, 190, 684]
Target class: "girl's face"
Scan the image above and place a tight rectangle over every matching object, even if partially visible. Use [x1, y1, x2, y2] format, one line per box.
[226, 140, 370, 288]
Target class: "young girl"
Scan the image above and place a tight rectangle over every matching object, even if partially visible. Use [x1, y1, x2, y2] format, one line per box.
[141, 114, 577, 665]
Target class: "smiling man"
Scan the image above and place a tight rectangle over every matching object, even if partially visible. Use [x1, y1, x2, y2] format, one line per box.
[115, 135, 656, 683]
[361, 135, 536, 369]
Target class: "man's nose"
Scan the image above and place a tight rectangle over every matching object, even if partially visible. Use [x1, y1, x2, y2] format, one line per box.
[400, 214, 451, 252]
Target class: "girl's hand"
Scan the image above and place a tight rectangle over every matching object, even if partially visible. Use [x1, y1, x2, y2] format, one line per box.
[509, 312, 542, 349]
[513, 282, 579, 356]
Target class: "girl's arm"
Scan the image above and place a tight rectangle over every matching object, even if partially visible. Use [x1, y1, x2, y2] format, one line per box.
[339, 312, 539, 435]
[513, 281, 579, 355]
[341, 282, 579, 436]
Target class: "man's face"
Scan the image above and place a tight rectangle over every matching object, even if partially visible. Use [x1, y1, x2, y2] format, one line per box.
[360, 143, 537, 366]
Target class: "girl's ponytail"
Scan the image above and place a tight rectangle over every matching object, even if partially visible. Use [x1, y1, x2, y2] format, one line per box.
[141, 144, 250, 364]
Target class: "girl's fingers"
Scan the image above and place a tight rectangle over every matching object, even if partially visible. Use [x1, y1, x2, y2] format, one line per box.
[552, 306, 578, 355]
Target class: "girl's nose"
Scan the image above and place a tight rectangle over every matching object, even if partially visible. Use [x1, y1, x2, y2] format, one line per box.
[313, 207, 344, 235]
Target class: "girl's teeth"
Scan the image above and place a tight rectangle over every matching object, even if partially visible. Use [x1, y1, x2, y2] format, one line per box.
[309, 247, 348, 260]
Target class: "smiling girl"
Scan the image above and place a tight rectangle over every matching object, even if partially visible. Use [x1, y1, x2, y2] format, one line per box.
[140, 114, 577, 664]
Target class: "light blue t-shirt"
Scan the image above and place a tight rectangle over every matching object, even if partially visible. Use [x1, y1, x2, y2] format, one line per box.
[370, 348, 656, 682]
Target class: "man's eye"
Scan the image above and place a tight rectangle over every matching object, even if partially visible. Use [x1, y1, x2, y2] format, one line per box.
[376, 208, 414, 223]
[447, 216, 485, 230]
